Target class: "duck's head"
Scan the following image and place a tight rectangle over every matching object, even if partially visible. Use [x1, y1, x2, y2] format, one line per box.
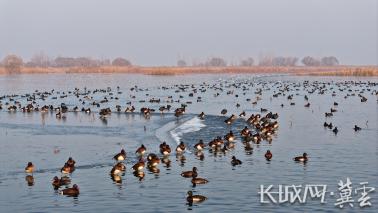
[232, 156, 236, 160]
[187, 191, 193, 196]
[27, 162, 33, 166]
[267, 150, 271, 154]
[121, 149, 126, 154]
[53, 176, 59, 181]
[303, 153, 308, 157]
[73, 184, 79, 190]
[192, 167, 197, 172]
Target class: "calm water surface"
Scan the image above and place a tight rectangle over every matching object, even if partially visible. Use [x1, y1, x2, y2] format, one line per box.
[0, 73, 377, 212]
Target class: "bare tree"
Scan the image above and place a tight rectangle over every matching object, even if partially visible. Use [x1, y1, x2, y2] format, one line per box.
[177, 59, 187, 67]
[301, 56, 321, 66]
[321, 56, 339, 66]
[2, 54, 23, 74]
[112, 57, 132, 66]
[28, 52, 51, 67]
[206, 57, 227, 67]
[240, 57, 254, 66]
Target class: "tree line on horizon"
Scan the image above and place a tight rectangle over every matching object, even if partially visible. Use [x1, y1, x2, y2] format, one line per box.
[0, 53, 339, 74]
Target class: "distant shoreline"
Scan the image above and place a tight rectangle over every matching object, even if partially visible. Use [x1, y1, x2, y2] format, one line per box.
[0, 66, 377, 76]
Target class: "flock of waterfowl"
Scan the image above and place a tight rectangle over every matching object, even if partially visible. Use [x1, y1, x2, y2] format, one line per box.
[1, 77, 377, 205]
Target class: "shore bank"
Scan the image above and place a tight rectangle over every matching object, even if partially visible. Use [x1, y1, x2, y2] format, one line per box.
[0, 65, 377, 76]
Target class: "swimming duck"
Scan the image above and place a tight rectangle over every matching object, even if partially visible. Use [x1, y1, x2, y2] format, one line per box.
[224, 131, 235, 142]
[110, 162, 126, 175]
[221, 109, 227, 115]
[265, 150, 272, 161]
[354, 125, 361, 131]
[61, 184, 80, 196]
[191, 173, 209, 185]
[194, 140, 206, 151]
[61, 163, 75, 174]
[231, 156, 242, 166]
[181, 167, 198, 178]
[176, 141, 186, 153]
[147, 155, 160, 167]
[52, 176, 71, 189]
[198, 112, 205, 120]
[160, 142, 171, 155]
[66, 157, 76, 168]
[25, 162, 34, 173]
[332, 127, 338, 134]
[294, 153, 308, 162]
[135, 144, 146, 156]
[132, 159, 145, 171]
[240, 126, 250, 137]
[187, 191, 207, 204]
[114, 149, 126, 161]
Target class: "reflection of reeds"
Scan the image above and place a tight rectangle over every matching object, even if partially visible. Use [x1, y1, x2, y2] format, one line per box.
[0, 66, 377, 76]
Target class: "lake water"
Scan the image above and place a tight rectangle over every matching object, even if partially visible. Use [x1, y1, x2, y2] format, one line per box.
[0, 73, 377, 212]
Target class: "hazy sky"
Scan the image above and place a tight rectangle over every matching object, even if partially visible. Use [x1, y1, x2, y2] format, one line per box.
[0, 0, 377, 66]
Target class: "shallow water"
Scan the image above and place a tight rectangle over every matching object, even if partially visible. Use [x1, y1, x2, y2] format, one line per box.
[0, 73, 377, 212]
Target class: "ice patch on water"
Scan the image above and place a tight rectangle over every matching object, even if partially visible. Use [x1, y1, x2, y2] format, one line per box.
[170, 116, 206, 145]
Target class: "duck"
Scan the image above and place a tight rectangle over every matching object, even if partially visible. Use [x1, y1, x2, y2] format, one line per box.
[354, 125, 361, 131]
[159, 142, 171, 155]
[186, 191, 207, 204]
[198, 112, 205, 120]
[66, 157, 76, 167]
[176, 141, 186, 153]
[224, 131, 235, 142]
[265, 150, 272, 161]
[61, 163, 75, 174]
[135, 145, 146, 156]
[181, 167, 198, 178]
[132, 159, 145, 171]
[221, 109, 227, 115]
[294, 153, 308, 162]
[25, 162, 34, 173]
[332, 127, 338, 134]
[147, 155, 160, 167]
[231, 156, 242, 166]
[194, 140, 206, 151]
[110, 162, 126, 175]
[52, 176, 71, 189]
[240, 126, 250, 137]
[113, 149, 126, 161]
[191, 173, 209, 185]
[61, 184, 80, 196]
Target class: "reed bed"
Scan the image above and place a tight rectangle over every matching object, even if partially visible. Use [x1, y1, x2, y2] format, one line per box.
[0, 66, 377, 76]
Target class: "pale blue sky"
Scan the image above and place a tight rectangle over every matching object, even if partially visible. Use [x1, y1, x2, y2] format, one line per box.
[0, 0, 377, 65]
